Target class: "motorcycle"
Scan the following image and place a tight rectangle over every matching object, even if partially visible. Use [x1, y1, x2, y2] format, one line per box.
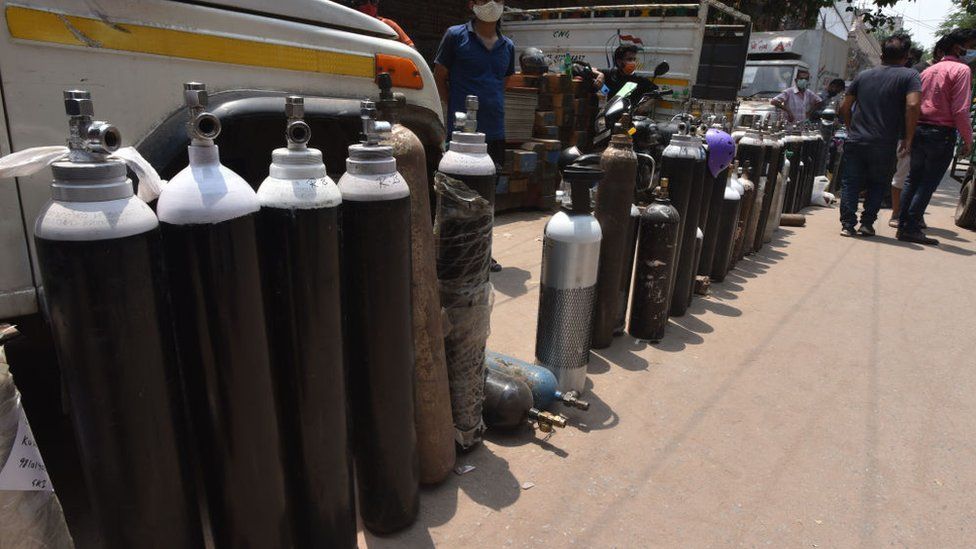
[561, 60, 673, 196]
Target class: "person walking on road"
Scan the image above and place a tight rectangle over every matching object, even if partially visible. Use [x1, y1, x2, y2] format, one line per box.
[888, 46, 931, 227]
[897, 29, 976, 245]
[837, 34, 921, 237]
[771, 69, 822, 123]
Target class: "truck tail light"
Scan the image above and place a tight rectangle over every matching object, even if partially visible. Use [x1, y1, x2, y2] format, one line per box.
[375, 54, 424, 90]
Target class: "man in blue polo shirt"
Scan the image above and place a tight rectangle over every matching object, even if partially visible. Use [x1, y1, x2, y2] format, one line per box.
[433, 0, 515, 165]
[434, 0, 514, 272]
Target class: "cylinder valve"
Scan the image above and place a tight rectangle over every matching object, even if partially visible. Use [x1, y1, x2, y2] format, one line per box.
[183, 82, 221, 144]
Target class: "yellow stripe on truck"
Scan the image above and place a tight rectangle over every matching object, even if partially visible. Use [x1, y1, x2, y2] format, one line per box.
[654, 77, 690, 88]
[5, 5, 376, 78]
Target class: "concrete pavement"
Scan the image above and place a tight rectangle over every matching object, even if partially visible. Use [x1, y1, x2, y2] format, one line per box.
[363, 178, 976, 547]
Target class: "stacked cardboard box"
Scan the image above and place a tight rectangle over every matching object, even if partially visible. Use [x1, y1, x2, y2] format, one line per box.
[496, 71, 598, 213]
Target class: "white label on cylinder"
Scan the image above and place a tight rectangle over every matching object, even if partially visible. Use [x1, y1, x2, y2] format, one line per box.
[0, 397, 54, 491]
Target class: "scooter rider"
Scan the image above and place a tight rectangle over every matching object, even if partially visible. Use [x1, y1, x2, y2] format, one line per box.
[604, 44, 656, 112]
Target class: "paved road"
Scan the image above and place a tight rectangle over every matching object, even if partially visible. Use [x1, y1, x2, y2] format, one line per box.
[364, 179, 976, 547]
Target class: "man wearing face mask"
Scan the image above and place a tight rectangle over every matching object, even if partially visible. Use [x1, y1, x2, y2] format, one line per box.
[434, 0, 515, 272]
[897, 28, 976, 244]
[603, 44, 655, 102]
[434, 0, 514, 160]
[347, 0, 414, 47]
[770, 69, 822, 123]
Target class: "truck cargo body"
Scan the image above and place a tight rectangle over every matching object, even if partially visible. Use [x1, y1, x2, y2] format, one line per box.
[503, 1, 751, 122]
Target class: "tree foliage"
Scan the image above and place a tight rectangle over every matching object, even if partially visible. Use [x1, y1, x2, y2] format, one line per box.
[735, 0, 974, 33]
[939, 1, 976, 36]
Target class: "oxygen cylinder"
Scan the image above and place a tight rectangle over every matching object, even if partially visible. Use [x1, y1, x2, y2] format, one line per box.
[441, 95, 496, 210]
[661, 128, 705, 317]
[765, 152, 792, 243]
[781, 128, 804, 214]
[731, 165, 755, 266]
[34, 91, 203, 549]
[710, 172, 741, 282]
[377, 75, 455, 484]
[158, 83, 289, 548]
[616, 203, 641, 333]
[699, 166, 730, 276]
[591, 118, 638, 348]
[628, 178, 681, 342]
[736, 127, 766, 185]
[536, 165, 603, 395]
[338, 100, 418, 534]
[801, 128, 820, 210]
[754, 129, 784, 252]
[743, 158, 766, 256]
[436, 99, 495, 451]
[485, 351, 590, 411]
[255, 96, 355, 548]
[483, 370, 567, 432]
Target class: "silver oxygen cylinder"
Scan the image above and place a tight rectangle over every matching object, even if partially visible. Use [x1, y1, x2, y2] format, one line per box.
[33, 90, 204, 549]
[337, 100, 418, 535]
[157, 83, 290, 548]
[536, 165, 604, 395]
[255, 96, 355, 548]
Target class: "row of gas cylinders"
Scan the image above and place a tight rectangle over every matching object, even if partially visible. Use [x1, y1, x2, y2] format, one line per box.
[22, 81, 567, 549]
[529, 117, 818, 398]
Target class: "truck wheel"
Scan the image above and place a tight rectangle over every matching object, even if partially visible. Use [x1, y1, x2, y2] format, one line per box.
[954, 178, 976, 229]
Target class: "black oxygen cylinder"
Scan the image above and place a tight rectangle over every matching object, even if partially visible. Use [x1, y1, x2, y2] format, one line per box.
[754, 131, 783, 252]
[628, 179, 681, 342]
[338, 100, 418, 535]
[33, 91, 203, 549]
[157, 83, 291, 548]
[710, 174, 742, 282]
[256, 97, 355, 548]
[441, 95, 497, 211]
[483, 370, 567, 432]
[699, 165, 730, 276]
[736, 128, 766, 185]
[664, 130, 706, 317]
[782, 129, 804, 214]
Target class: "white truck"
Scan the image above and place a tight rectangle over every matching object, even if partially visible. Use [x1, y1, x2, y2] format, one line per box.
[739, 29, 850, 100]
[502, 0, 752, 121]
[0, 0, 445, 323]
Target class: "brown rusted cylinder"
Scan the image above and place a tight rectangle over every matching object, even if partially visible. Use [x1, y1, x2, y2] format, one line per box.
[591, 117, 638, 349]
[779, 213, 807, 227]
[378, 83, 455, 485]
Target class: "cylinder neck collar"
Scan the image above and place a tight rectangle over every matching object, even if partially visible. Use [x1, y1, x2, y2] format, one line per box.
[50, 158, 131, 202]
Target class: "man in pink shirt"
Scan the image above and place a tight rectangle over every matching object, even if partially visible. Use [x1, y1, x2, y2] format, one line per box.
[897, 29, 976, 244]
[771, 69, 822, 123]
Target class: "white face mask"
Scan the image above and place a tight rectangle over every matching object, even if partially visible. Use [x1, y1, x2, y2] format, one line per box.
[473, 1, 503, 23]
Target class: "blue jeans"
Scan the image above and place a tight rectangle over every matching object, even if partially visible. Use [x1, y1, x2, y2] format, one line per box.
[840, 142, 897, 228]
[898, 125, 957, 233]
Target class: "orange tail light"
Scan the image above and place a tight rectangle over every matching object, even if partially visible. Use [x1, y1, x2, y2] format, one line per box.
[375, 54, 424, 90]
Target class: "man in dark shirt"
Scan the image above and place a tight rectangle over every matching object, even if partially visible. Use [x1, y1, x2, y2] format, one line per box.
[434, 0, 515, 272]
[604, 44, 655, 106]
[433, 0, 515, 164]
[837, 34, 922, 237]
